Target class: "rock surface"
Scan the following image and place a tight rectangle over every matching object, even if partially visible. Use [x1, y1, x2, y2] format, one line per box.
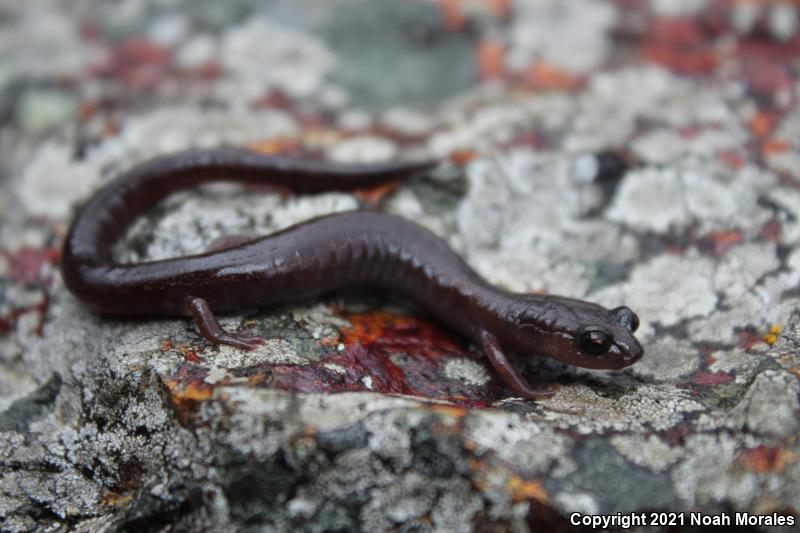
[1, 0, 799, 531]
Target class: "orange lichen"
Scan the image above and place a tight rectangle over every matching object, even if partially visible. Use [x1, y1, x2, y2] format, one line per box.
[353, 180, 402, 206]
[164, 379, 214, 402]
[247, 137, 300, 155]
[477, 40, 505, 80]
[525, 62, 581, 91]
[429, 404, 469, 419]
[762, 138, 791, 155]
[508, 475, 548, 503]
[449, 150, 479, 165]
[763, 325, 782, 346]
[749, 111, 778, 139]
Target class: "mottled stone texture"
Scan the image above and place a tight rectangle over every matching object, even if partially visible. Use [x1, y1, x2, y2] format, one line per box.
[2, 0, 800, 531]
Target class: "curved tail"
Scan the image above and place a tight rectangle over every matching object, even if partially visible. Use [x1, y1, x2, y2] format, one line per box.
[60, 146, 436, 295]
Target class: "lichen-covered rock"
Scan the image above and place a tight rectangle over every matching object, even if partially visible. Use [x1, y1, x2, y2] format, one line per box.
[1, 0, 800, 531]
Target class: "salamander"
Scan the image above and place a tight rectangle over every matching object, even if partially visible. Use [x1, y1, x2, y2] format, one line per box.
[60, 146, 644, 399]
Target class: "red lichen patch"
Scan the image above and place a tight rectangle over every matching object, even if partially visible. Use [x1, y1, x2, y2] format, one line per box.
[737, 328, 764, 350]
[524, 62, 582, 91]
[160, 338, 204, 362]
[662, 421, 691, 447]
[639, 17, 719, 75]
[737, 48, 795, 99]
[439, 0, 467, 30]
[251, 90, 294, 110]
[91, 38, 174, 91]
[644, 45, 718, 75]
[760, 219, 781, 242]
[0, 302, 45, 336]
[696, 229, 743, 257]
[691, 371, 734, 386]
[191, 60, 223, 82]
[718, 149, 746, 170]
[262, 310, 505, 406]
[739, 445, 793, 474]
[3, 246, 60, 285]
[338, 310, 461, 351]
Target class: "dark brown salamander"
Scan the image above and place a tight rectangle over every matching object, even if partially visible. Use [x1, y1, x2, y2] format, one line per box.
[61, 146, 644, 400]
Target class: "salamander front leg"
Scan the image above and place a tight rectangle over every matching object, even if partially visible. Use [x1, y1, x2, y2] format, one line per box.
[479, 330, 558, 400]
[186, 297, 266, 350]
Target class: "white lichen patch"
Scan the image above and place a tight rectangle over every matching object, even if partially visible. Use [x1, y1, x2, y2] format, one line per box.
[707, 347, 767, 382]
[741, 370, 800, 438]
[629, 336, 702, 382]
[606, 167, 690, 233]
[592, 252, 717, 336]
[269, 193, 359, 231]
[17, 143, 102, 219]
[211, 338, 308, 368]
[631, 129, 688, 165]
[670, 433, 741, 504]
[93, 107, 299, 165]
[610, 434, 683, 472]
[292, 303, 349, 341]
[221, 15, 336, 99]
[464, 411, 574, 474]
[327, 135, 398, 163]
[554, 492, 599, 516]
[543, 383, 705, 433]
[713, 243, 780, 301]
[507, 0, 616, 74]
[441, 358, 490, 386]
[380, 107, 434, 137]
[296, 393, 423, 433]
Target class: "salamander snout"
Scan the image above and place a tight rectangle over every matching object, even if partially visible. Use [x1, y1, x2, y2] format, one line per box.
[611, 306, 639, 333]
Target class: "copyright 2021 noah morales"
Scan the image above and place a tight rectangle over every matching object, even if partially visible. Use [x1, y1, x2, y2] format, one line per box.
[570, 511, 795, 529]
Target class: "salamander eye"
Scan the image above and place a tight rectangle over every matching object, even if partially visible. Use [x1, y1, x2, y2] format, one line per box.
[579, 329, 612, 356]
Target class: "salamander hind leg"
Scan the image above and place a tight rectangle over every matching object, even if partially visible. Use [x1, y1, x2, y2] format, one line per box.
[479, 330, 558, 400]
[186, 297, 266, 350]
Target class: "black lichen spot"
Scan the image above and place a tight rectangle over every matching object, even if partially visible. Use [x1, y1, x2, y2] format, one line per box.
[0, 373, 62, 432]
[219, 451, 304, 526]
[410, 167, 469, 215]
[594, 150, 630, 186]
[410, 422, 458, 478]
[587, 380, 636, 401]
[585, 150, 633, 218]
[117, 481, 204, 533]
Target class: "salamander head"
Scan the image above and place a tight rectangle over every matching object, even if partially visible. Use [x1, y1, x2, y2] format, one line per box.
[511, 296, 644, 370]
